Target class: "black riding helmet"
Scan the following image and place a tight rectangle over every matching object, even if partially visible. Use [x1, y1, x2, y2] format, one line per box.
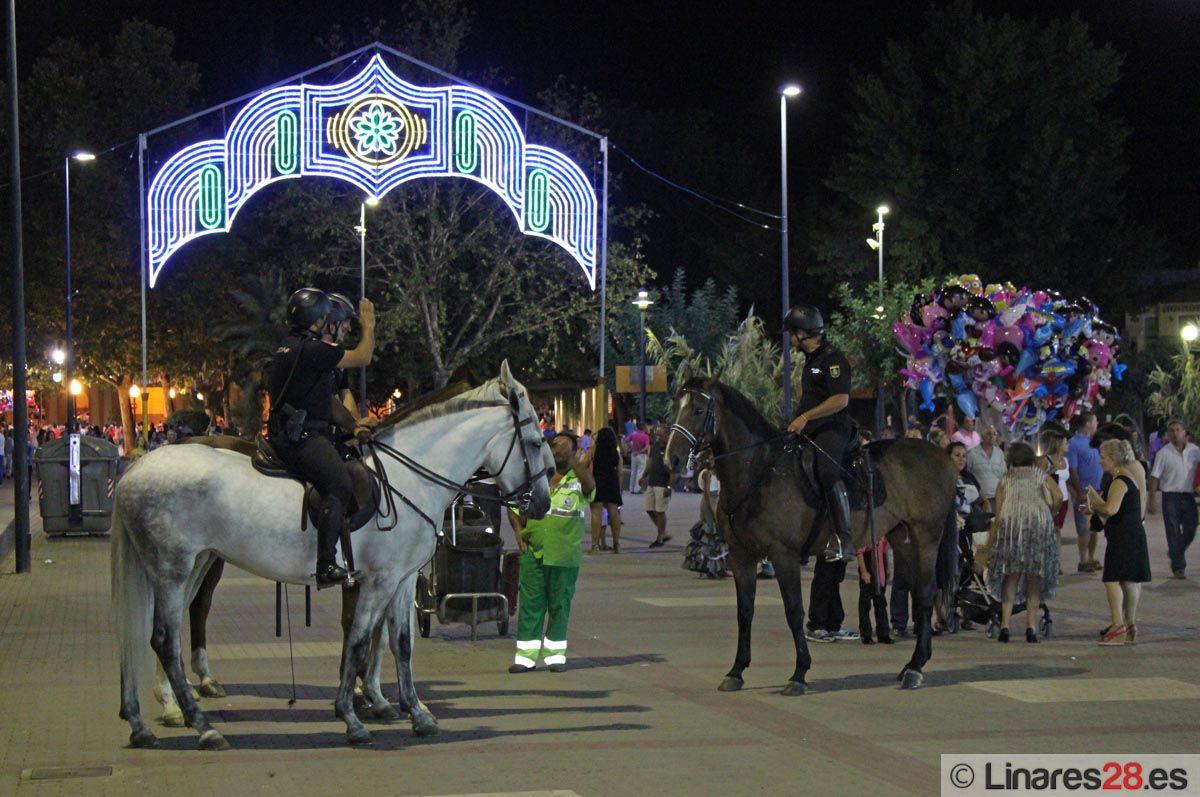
[325, 292, 358, 324]
[287, 287, 331, 330]
[783, 305, 825, 335]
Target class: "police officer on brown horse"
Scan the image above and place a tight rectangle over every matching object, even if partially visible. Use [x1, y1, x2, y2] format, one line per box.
[784, 304, 854, 562]
[267, 288, 376, 588]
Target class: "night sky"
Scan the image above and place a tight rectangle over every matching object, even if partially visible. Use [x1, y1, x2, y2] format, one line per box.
[19, 0, 1200, 274]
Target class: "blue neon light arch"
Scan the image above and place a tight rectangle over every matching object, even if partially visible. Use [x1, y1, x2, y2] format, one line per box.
[147, 55, 598, 288]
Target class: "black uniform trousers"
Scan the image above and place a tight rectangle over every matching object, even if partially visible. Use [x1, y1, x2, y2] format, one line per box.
[807, 556, 847, 633]
[274, 432, 353, 570]
[808, 417, 852, 495]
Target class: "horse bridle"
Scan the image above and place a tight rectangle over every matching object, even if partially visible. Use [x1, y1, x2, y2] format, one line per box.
[365, 400, 550, 528]
[671, 388, 717, 467]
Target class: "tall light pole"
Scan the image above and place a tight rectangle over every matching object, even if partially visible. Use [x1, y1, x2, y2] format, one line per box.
[866, 204, 890, 433]
[354, 195, 379, 414]
[632, 288, 654, 425]
[64, 150, 94, 520]
[779, 84, 802, 424]
[865, 204, 889, 309]
[64, 150, 95, 436]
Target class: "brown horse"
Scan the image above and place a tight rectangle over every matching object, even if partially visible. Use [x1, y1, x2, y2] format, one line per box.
[665, 379, 957, 693]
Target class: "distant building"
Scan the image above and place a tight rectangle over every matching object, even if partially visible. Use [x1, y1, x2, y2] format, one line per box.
[1124, 265, 1200, 350]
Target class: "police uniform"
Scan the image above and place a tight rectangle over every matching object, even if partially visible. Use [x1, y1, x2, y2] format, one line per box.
[266, 330, 353, 578]
[796, 339, 855, 559]
[513, 468, 595, 671]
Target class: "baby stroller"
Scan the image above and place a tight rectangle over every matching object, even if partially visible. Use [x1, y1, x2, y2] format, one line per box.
[954, 516, 1052, 639]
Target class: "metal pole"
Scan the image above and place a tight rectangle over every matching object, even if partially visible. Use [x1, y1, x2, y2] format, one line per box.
[138, 134, 148, 446]
[7, 0, 31, 573]
[877, 210, 885, 306]
[638, 310, 647, 426]
[64, 157, 74, 434]
[779, 93, 792, 425]
[65, 157, 81, 516]
[358, 202, 367, 414]
[598, 137, 609, 420]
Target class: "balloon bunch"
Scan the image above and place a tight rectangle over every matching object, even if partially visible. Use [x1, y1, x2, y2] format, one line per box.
[893, 274, 1125, 433]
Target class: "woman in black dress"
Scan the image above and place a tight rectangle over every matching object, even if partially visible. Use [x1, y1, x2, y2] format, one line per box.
[1086, 439, 1151, 646]
[589, 427, 625, 554]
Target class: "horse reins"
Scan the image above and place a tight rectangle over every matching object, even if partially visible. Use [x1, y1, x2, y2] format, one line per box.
[359, 400, 548, 530]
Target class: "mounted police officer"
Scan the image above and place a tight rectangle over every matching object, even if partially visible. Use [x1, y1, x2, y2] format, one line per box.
[784, 304, 854, 562]
[267, 287, 376, 588]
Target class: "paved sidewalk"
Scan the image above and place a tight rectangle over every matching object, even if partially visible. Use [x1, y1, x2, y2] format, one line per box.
[1, 489, 1199, 797]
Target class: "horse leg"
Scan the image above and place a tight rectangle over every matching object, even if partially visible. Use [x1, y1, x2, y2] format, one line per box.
[387, 574, 438, 736]
[335, 585, 393, 746]
[719, 545, 758, 692]
[900, 533, 938, 690]
[189, 557, 227, 698]
[153, 662, 186, 727]
[360, 620, 399, 722]
[149, 584, 229, 750]
[772, 552, 812, 695]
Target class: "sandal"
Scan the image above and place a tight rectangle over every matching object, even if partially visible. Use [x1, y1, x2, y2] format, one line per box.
[1126, 624, 1137, 645]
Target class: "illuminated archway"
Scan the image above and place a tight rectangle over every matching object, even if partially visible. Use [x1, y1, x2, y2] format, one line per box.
[146, 54, 598, 288]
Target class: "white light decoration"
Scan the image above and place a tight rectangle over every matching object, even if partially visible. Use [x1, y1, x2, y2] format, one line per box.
[147, 55, 598, 289]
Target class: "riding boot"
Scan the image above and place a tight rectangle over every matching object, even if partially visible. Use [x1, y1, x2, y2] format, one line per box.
[315, 496, 351, 589]
[822, 480, 854, 563]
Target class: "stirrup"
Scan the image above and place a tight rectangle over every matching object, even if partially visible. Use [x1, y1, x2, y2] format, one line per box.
[315, 564, 362, 590]
[823, 536, 850, 563]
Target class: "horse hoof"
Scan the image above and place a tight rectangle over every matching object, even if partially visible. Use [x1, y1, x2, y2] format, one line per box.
[370, 703, 401, 723]
[347, 727, 374, 746]
[717, 676, 744, 692]
[896, 667, 909, 683]
[198, 730, 231, 751]
[198, 679, 226, 699]
[159, 707, 186, 728]
[411, 714, 439, 737]
[129, 728, 158, 748]
[900, 670, 925, 690]
[781, 680, 808, 696]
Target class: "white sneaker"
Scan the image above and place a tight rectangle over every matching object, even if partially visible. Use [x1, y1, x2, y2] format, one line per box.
[805, 629, 834, 642]
[831, 627, 861, 642]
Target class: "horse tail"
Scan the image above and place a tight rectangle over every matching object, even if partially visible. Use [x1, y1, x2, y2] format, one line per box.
[110, 498, 153, 700]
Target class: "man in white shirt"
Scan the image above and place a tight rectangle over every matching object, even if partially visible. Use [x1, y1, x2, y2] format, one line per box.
[966, 425, 1006, 502]
[1149, 419, 1200, 578]
[951, 415, 981, 450]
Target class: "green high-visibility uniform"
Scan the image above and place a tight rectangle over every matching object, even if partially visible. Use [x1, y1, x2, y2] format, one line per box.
[514, 468, 594, 667]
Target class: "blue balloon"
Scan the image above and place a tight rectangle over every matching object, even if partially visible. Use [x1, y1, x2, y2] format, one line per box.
[950, 313, 967, 341]
[949, 373, 966, 393]
[1034, 324, 1054, 345]
[919, 379, 935, 412]
[1034, 385, 1049, 398]
[956, 391, 978, 419]
[1063, 319, 1088, 341]
[1113, 363, 1127, 380]
[1015, 348, 1038, 377]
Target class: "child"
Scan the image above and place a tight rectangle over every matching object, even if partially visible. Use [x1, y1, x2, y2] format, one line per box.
[857, 537, 893, 644]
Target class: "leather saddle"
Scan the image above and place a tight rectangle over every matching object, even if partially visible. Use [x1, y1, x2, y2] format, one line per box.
[183, 434, 379, 533]
[794, 429, 889, 513]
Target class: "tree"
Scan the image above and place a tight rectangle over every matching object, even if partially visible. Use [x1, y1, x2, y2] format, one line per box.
[814, 1, 1163, 316]
[1145, 344, 1200, 436]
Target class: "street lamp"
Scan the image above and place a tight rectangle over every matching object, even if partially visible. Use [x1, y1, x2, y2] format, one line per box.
[866, 204, 890, 434]
[865, 205, 889, 306]
[779, 83, 802, 423]
[64, 150, 94, 437]
[355, 195, 380, 413]
[1182, 323, 1198, 344]
[632, 288, 655, 425]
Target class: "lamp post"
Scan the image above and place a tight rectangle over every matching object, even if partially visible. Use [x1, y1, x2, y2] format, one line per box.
[865, 204, 889, 309]
[779, 84, 802, 423]
[64, 150, 94, 437]
[64, 151, 94, 518]
[632, 288, 655, 425]
[1182, 323, 1198, 345]
[354, 196, 379, 414]
[866, 205, 890, 433]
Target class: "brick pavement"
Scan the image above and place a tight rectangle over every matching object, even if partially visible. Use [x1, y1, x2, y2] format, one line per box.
[1, 488, 1199, 797]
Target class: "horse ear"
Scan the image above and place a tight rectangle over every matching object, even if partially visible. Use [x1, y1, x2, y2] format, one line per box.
[499, 359, 514, 389]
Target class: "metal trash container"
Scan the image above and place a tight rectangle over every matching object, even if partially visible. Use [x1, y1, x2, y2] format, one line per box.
[34, 435, 121, 535]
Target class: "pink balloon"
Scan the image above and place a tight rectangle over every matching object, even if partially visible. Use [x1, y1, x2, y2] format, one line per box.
[1084, 339, 1111, 368]
[994, 324, 1025, 350]
[977, 320, 997, 348]
[921, 303, 950, 330]
[892, 320, 927, 356]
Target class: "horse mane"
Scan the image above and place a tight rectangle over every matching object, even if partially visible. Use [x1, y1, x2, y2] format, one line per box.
[692, 379, 778, 439]
[383, 379, 510, 433]
[376, 380, 476, 430]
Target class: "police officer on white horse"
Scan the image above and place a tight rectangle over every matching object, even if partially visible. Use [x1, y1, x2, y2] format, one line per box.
[784, 304, 854, 562]
[267, 288, 376, 588]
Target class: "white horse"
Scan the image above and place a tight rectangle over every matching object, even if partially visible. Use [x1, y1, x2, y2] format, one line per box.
[113, 363, 552, 750]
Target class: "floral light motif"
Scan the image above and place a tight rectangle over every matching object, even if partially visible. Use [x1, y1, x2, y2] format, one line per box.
[350, 102, 404, 157]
